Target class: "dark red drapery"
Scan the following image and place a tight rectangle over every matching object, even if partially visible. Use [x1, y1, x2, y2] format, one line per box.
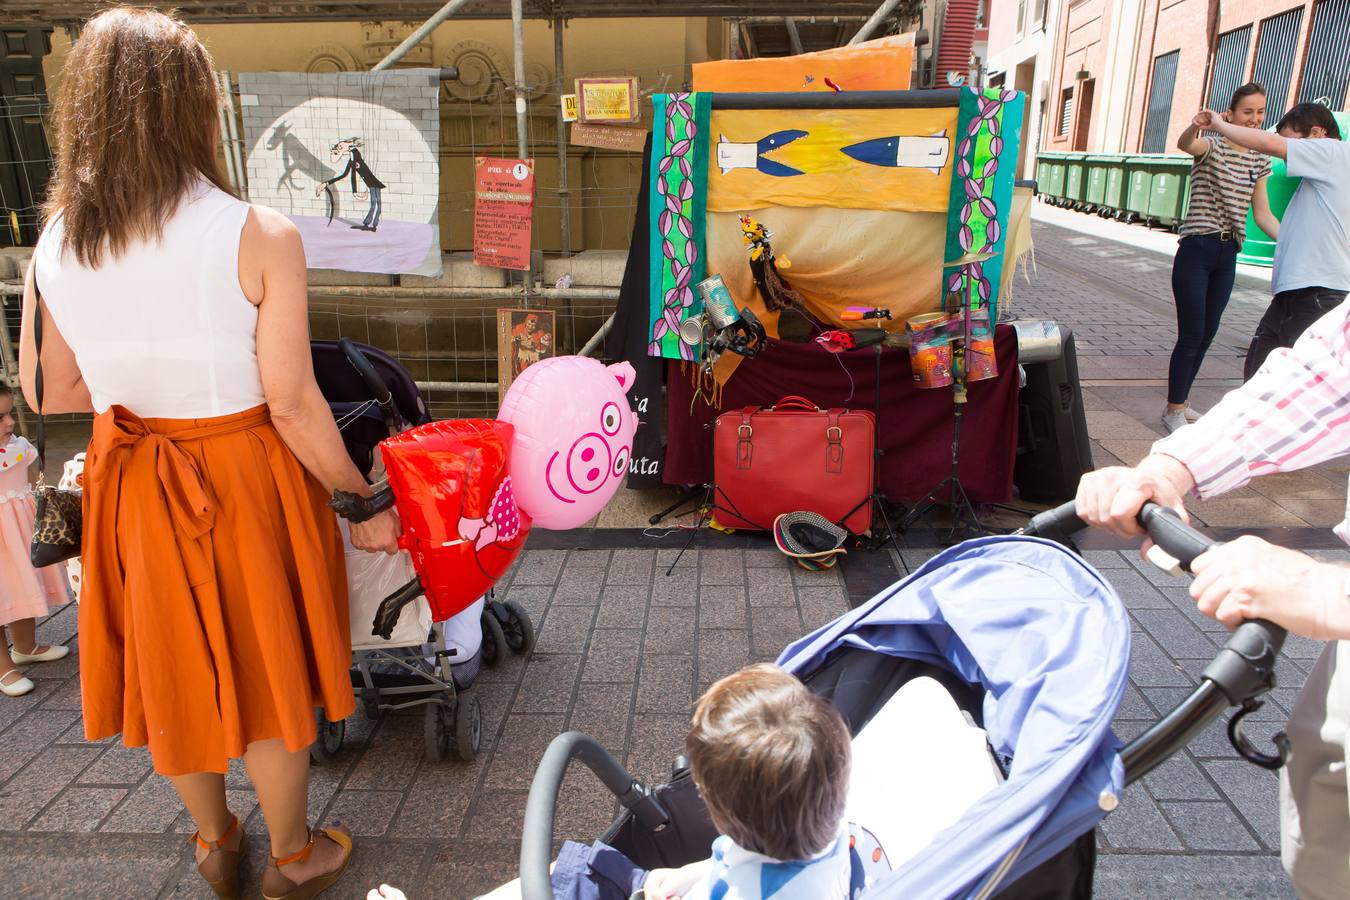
[664, 325, 1020, 504]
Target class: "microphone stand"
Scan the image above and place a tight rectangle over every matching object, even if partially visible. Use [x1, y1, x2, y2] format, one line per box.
[898, 269, 989, 543]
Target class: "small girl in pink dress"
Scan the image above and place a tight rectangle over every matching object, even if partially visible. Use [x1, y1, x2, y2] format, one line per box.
[0, 384, 71, 697]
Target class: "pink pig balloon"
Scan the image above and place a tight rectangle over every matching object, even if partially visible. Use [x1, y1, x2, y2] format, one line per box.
[497, 356, 637, 529]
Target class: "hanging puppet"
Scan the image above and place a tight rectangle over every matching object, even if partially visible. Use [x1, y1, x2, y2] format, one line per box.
[739, 214, 816, 342]
[316, 136, 386, 232]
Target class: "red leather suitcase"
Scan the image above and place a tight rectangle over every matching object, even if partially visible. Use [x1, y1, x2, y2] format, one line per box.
[713, 396, 874, 534]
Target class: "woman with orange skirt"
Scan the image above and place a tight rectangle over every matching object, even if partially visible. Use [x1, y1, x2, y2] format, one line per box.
[19, 8, 400, 898]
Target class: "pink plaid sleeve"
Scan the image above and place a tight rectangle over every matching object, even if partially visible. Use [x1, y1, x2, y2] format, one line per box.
[1153, 300, 1350, 498]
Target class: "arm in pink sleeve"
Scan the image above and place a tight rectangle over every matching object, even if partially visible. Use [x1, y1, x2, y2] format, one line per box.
[1152, 301, 1350, 497]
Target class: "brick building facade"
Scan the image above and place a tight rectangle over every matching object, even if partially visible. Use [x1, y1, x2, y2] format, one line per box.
[992, 0, 1350, 164]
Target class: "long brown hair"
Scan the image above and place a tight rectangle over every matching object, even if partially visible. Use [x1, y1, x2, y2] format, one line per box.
[43, 6, 234, 268]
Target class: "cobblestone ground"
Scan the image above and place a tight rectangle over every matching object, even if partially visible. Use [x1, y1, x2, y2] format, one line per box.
[1, 208, 1340, 898]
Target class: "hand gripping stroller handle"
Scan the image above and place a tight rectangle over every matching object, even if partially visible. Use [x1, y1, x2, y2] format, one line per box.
[1024, 500, 1213, 572]
[522, 732, 671, 900]
[329, 483, 395, 523]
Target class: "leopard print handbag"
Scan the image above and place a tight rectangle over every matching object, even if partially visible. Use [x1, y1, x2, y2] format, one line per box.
[31, 483, 82, 567]
[28, 270, 83, 569]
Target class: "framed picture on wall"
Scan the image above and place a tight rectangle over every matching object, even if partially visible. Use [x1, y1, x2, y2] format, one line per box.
[497, 307, 557, 398]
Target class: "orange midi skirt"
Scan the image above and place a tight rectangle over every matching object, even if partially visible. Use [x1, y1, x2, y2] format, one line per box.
[79, 404, 355, 776]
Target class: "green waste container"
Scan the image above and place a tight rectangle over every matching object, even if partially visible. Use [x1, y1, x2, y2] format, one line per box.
[1085, 155, 1111, 210]
[1239, 110, 1350, 266]
[1064, 154, 1087, 208]
[1123, 156, 1154, 220]
[1128, 154, 1190, 228]
[1104, 156, 1127, 214]
[1037, 153, 1066, 202]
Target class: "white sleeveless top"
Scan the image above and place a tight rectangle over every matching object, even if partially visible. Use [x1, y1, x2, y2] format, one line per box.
[34, 181, 267, 419]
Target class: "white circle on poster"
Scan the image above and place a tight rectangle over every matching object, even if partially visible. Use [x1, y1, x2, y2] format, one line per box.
[246, 95, 438, 222]
[512, 162, 530, 181]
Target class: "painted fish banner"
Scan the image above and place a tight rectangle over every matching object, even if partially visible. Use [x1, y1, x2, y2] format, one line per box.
[707, 107, 959, 212]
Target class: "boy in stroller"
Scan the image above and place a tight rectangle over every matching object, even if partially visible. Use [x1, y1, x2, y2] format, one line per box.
[477, 663, 855, 900]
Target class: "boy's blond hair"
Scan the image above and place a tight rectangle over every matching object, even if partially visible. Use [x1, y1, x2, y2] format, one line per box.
[686, 664, 851, 861]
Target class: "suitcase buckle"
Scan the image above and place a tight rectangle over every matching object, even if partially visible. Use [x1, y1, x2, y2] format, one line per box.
[826, 426, 842, 441]
[738, 424, 753, 439]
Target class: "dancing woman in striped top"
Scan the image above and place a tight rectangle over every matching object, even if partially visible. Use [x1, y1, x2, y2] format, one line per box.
[1162, 83, 1280, 434]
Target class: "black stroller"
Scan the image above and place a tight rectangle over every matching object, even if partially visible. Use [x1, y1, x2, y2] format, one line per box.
[519, 504, 1291, 898]
[308, 338, 535, 763]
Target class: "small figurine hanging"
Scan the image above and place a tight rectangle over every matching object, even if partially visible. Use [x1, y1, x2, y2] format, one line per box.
[739, 214, 816, 342]
[739, 214, 805, 313]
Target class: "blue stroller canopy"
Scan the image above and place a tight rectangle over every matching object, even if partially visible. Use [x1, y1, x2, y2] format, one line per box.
[777, 536, 1130, 899]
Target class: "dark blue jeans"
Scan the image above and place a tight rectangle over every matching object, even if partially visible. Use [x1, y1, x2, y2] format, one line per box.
[1168, 234, 1238, 404]
[1243, 286, 1348, 380]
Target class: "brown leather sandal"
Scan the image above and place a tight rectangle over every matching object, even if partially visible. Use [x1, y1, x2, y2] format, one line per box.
[190, 815, 248, 900]
[261, 825, 354, 900]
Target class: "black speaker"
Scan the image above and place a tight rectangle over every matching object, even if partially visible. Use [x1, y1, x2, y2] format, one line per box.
[1015, 327, 1093, 503]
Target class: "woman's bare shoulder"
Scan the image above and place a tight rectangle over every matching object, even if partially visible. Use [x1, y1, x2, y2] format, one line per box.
[243, 204, 301, 244]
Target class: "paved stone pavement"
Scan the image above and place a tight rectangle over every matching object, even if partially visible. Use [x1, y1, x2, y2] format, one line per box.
[0, 540, 1329, 897]
[2, 207, 1344, 898]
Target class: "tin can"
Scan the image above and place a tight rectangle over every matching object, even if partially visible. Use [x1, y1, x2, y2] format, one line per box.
[696, 274, 739, 329]
[906, 313, 954, 389]
[964, 308, 998, 383]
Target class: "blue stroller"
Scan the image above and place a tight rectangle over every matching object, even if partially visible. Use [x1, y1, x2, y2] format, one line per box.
[519, 503, 1289, 898]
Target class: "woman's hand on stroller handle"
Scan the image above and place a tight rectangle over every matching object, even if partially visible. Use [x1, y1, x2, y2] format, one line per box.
[350, 507, 401, 555]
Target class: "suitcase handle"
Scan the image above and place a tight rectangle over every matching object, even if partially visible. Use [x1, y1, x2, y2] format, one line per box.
[773, 395, 820, 412]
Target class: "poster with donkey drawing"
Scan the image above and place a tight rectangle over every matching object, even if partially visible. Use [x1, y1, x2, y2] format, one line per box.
[237, 69, 442, 277]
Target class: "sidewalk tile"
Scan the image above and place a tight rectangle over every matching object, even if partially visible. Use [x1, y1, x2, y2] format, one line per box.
[636, 655, 695, 715]
[698, 585, 748, 630]
[29, 786, 126, 833]
[696, 630, 749, 688]
[606, 549, 655, 584]
[1141, 755, 1218, 801]
[1161, 801, 1260, 851]
[650, 569, 698, 607]
[100, 776, 182, 834]
[643, 607, 696, 654]
[534, 605, 598, 654]
[1203, 759, 1282, 850]
[581, 629, 642, 684]
[1097, 785, 1183, 851]
[513, 654, 583, 714]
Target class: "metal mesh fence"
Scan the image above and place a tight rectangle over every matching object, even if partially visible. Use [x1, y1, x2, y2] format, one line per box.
[0, 46, 669, 420]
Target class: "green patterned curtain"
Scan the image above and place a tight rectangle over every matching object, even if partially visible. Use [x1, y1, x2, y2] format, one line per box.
[648, 92, 712, 361]
[941, 88, 1025, 323]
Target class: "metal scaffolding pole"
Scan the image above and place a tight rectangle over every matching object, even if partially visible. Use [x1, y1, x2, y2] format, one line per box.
[784, 16, 805, 55]
[372, 0, 476, 71]
[553, 16, 575, 351]
[511, 0, 534, 299]
[848, 0, 905, 45]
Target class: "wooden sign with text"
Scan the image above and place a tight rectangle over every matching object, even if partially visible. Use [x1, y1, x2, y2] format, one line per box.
[569, 122, 648, 153]
[473, 157, 534, 271]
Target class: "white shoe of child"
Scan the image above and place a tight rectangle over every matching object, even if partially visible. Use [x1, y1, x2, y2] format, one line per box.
[10, 644, 69, 665]
[0, 669, 34, 697]
[1161, 408, 1189, 434]
[1183, 405, 1201, 423]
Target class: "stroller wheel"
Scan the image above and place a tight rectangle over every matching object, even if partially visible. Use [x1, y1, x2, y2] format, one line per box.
[481, 608, 507, 667]
[309, 713, 345, 765]
[501, 601, 536, 655]
[424, 701, 451, 762]
[452, 695, 482, 762]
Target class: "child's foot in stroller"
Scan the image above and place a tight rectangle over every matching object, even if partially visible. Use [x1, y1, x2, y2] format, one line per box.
[263, 824, 353, 900]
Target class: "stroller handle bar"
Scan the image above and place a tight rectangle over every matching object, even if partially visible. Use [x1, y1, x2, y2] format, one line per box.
[339, 337, 399, 434]
[1023, 500, 1290, 781]
[521, 731, 671, 900]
